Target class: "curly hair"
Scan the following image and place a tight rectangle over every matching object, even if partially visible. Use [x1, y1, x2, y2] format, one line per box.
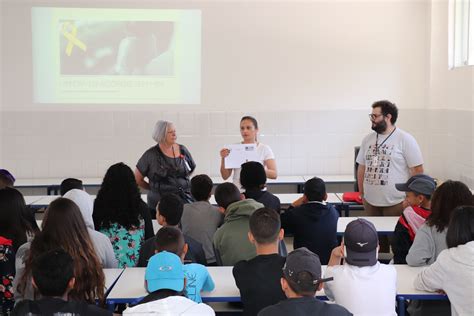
[426, 180, 473, 232]
[17, 198, 105, 304]
[93, 162, 143, 230]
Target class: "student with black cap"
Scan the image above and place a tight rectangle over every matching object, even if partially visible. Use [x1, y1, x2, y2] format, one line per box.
[258, 247, 351, 316]
[240, 161, 281, 211]
[324, 219, 397, 316]
[391, 174, 436, 264]
[280, 177, 339, 264]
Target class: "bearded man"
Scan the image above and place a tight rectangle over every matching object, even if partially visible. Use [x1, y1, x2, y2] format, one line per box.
[356, 100, 424, 219]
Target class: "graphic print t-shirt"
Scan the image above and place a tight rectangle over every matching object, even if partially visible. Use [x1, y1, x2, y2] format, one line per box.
[356, 128, 423, 206]
[183, 263, 215, 303]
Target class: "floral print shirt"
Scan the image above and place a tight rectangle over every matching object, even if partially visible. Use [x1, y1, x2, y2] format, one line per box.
[100, 219, 145, 268]
[0, 236, 15, 314]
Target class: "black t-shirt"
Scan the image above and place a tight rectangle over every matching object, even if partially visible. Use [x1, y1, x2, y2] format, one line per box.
[137, 232, 207, 267]
[233, 254, 287, 316]
[12, 298, 112, 316]
[136, 144, 196, 209]
[258, 296, 352, 316]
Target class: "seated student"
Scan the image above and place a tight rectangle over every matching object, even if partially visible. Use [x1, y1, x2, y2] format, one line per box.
[150, 226, 214, 303]
[63, 189, 118, 268]
[138, 193, 206, 267]
[414, 205, 474, 316]
[15, 198, 105, 304]
[280, 177, 339, 264]
[240, 161, 281, 211]
[324, 218, 397, 316]
[60, 177, 84, 196]
[213, 183, 264, 266]
[0, 169, 15, 189]
[259, 247, 351, 316]
[0, 188, 35, 252]
[0, 188, 38, 313]
[93, 162, 154, 267]
[181, 175, 224, 265]
[12, 249, 111, 316]
[123, 251, 215, 315]
[233, 207, 287, 316]
[406, 180, 472, 266]
[391, 174, 436, 264]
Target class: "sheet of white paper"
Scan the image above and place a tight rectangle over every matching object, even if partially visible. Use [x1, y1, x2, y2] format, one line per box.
[224, 144, 259, 168]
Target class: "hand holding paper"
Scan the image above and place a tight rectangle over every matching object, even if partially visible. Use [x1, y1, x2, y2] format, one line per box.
[224, 144, 259, 168]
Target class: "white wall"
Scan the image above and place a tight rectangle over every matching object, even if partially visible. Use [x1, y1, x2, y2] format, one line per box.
[426, 0, 474, 187]
[3, 0, 467, 183]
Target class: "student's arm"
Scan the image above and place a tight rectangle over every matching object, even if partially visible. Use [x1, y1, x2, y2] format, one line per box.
[357, 164, 365, 196]
[414, 252, 447, 292]
[406, 225, 435, 266]
[202, 268, 215, 292]
[391, 221, 412, 264]
[410, 165, 424, 176]
[327, 245, 344, 267]
[264, 158, 277, 179]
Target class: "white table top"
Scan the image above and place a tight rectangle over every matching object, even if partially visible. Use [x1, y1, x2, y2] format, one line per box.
[28, 193, 342, 208]
[15, 178, 103, 187]
[15, 175, 356, 189]
[106, 266, 326, 303]
[24, 195, 44, 205]
[104, 268, 125, 292]
[106, 265, 442, 304]
[303, 175, 354, 183]
[337, 216, 398, 234]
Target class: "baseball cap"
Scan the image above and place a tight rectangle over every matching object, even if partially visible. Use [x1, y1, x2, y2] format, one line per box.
[145, 251, 184, 293]
[344, 219, 378, 267]
[282, 248, 333, 289]
[395, 174, 436, 196]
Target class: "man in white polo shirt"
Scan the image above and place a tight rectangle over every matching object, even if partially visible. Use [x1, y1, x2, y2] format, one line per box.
[324, 218, 397, 316]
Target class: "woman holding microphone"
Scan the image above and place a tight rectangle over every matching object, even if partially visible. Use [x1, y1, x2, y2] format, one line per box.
[220, 116, 277, 186]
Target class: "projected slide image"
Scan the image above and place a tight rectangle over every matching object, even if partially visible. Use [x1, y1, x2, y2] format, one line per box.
[32, 8, 201, 104]
[59, 21, 175, 76]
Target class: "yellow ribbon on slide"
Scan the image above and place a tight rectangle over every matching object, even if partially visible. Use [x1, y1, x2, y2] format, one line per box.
[62, 22, 87, 56]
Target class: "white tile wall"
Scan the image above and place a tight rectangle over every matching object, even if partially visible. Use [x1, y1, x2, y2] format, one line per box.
[1, 109, 472, 185]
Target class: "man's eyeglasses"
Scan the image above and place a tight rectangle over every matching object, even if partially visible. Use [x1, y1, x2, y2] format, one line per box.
[368, 114, 384, 120]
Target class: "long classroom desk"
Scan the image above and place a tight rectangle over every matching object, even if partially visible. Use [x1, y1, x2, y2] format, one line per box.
[38, 216, 398, 239]
[16, 175, 355, 195]
[104, 268, 125, 296]
[27, 193, 343, 210]
[105, 265, 446, 316]
[337, 216, 399, 235]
